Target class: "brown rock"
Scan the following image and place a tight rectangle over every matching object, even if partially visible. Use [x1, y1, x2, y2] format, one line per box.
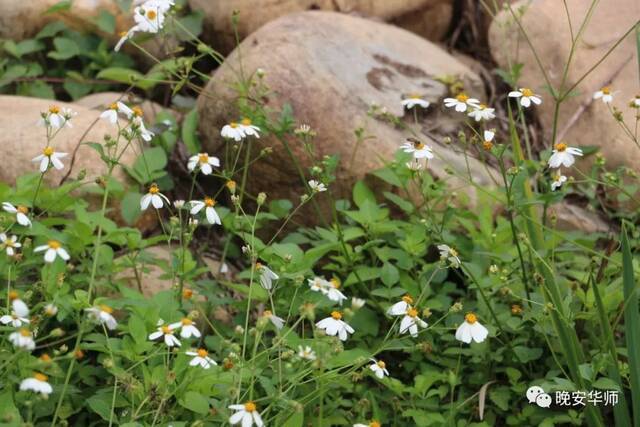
[489, 0, 640, 173]
[188, 0, 453, 53]
[197, 11, 495, 222]
[0, 95, 136, 185]
[0, 0, 126, 41]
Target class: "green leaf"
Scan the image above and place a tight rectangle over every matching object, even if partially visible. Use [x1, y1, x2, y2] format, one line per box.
[86, 394, 113, 421]
[36, 21, 67, 39]
[127, 147, 167, 184]
[97, 67, 145, 86]
[353, 180, 376, 208]
[45, 0, 71, 13]
[181, 108, 201, 154]
[380, 262, 399, 286]
[179, 391, 209, 415]
[95, 10, 116, 34]
[622, 224, 640, 426]
[48, 37, 80, 60]
[513, 346, 543, 363]
[281, 410, 304, 427]
[128, 315, 147, 344]
[121, 192, 143, 225]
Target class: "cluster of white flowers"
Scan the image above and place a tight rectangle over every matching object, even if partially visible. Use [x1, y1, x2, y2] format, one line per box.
[221, 118, 262, 141]
[115, 0, 175, 51]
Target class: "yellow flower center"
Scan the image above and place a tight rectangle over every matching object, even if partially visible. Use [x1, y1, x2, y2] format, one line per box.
[407, 308, 418, 318]
[182, 289, 193, 299]
[264, 310, 273, 317]
[146, 10, 157, 20]
[408, 94, 421, 99]
[402, 295, 414, 304]
[601, 86, 610, 95]
[48, 106, 60, 114]
[241, 118, 252, 126]
[456, 93, 469, 102]
[132, 106, 143, 117]
[449, 248, 458, 257]
[511, 304, 523, 315]
[17, 205, 28, 214]
[43, 146, 55, 157]
[230, 122, 238, 128]
[255, 262, 263, 271]
[244, 401, 257, 412]
[5, 239, 15, 248]
[330, 311, 342, 320]
[226, 180, 237, 191]
[34, 373, 48, 382]
[329, 278, 341, 289]
[465, 312, 478, 324]
[181, 318, 193, 326]
[19, 328, 31, 337]
[555, 143, 567, 152]
[204, 197, 216, 207]
[478, 103, 487, 109]
[8, 291, 18, 301]
[377, 360, 386, 369]
[109, 103, 118, 110]
[483, 141, 493, 151]
[40, 354, 52, 362]
[370, 422, 381, 427]
[99, 304, 113, 314]
[197, 348, 208, 357]
[412, 140, 425, 150]
[48, 240, 61, 249]
[149, 184, 159, 194]
[198, 153, 209, 164]
[521, 88, 534, 97]
[162, 325, 172, 334]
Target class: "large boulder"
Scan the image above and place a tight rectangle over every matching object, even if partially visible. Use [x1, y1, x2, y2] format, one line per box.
[188, 0, 453, 53]
[489, 0, 640, 173]
[0, 95, 137, 186]
[197, 11, 495, 222]
[0, 0, 126, 41]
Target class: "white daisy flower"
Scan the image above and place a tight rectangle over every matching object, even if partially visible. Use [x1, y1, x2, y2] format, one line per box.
[443, 93, 480, 112]
[239, 118, 261, 138]
[2, 203, 31, 227]
[387, 295, 414, 316]
[316, 311, 355, 341]
[399, 307, 428, 338]
[593, 87, 614, 104]
[228, 402, 264, 427]
[132, 116, 154, 141]
[551, 173, 567, 191]
[508, 88, 542, 108]
[455, 312, 489, 344]
[186, 348, 217, 369]
[34, 240, 70, 263]
[401, 138, 434, 160]
[351, 297, 366, 309]
[148, 322, 181, 347]
[324, 278, 348, 305]
[189, 197, 221, 225]
[221, 122, 246, 141]
[44, 304, 58, 317]
[9, 293, 29, 318]
[297, 345, 316, 360]
[32, 146, 68, 172]
[256, 263, 278, 290]
[401, 94, 430, 109]
[115, 1, 171, 51]
[308, 277, 330, 292]
[39, 105, 75, 129]
[468, 103, 496, 121]
[354, 422, 381, 427]
[19, 373, 52, 396]
[369, 358, 389, 379]
[188, 153, 220, 175]
[632, 95, 640, 108]
[99, 102, 132, 124]
[85, 305, 118, 330]
[308, 180, 327, 193]
[437, 244, 461, 268]
[0, 310, 29, 327]
[173, 200, 185, 209]
[0, 233, 21, 256]
[9, 328, 35, 350]
[140, 183, 170, 210]
[548, 142, 583, 168]
[170, 318, 201, 339]
[262, 310, 285, 330]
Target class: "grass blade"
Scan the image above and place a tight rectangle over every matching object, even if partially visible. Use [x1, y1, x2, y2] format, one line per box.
[622, 224, 640, 427]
